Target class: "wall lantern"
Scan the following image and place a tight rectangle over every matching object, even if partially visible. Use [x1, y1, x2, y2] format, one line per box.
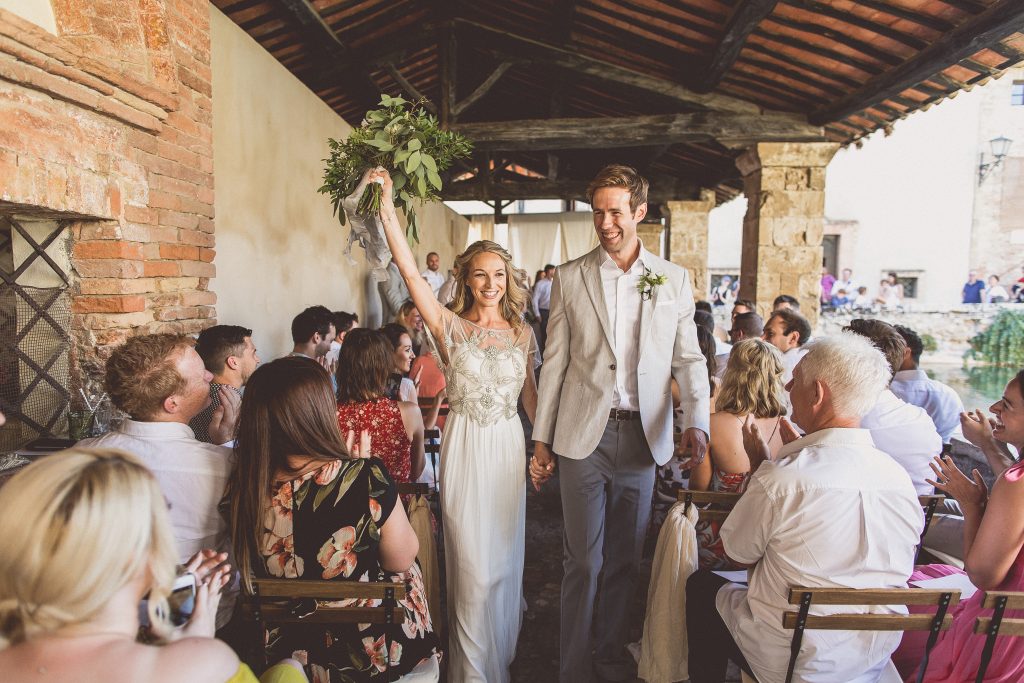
[978, 135, 1013, 185]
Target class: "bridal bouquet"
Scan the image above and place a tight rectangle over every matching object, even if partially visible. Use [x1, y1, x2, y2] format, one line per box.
[319, 94, 472, 250]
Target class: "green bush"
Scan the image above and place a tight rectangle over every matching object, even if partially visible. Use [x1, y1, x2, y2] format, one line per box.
[920, 333, 939, 353]
[969, 310, 1024, 367]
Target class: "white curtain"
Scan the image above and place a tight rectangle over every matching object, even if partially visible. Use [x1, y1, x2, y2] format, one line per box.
[466, 214, 494, 247]
[560, 212, 598, 262]
[508, 214, 562, 280]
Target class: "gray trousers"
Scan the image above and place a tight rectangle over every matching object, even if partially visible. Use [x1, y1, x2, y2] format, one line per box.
[559, 418, 655, 683]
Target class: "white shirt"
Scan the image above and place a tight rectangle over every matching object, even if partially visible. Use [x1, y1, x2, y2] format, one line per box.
[438, 275, 457, 305]
[600, 251, 644, 411]
[399, 377, 418, 404]
[831, 277, 857, 297]
[780, 346, 807, 385]
[421, 268, 445, 297]
[79, 420, 236, 623]
[861, 389, 943, 494]
[890, 369, 965, 444]
[532, 278, 552, 313]
[718, 428, 923, 683]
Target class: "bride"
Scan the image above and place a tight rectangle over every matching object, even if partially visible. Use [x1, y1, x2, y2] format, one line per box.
[369, 168, 538, 682]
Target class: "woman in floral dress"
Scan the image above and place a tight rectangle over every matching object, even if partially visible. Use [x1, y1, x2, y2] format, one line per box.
[226, 357, 439, 682]
[336, 328, 425, 485]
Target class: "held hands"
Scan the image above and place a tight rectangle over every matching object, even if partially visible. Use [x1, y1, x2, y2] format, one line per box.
[675, 427, 708, 470]
[926, 454, 988, 513]
[318, 354, 337, 378]
[208, 386, 240, 446]
[530, 441, 556, 491]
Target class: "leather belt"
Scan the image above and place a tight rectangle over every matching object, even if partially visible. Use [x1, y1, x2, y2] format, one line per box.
[609, 409, 641, 421]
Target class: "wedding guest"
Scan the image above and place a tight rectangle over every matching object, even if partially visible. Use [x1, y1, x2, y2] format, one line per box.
[891, 324, 964, 443]
[325, 311, 358, 366]
[686, 333, 923, 683]
[847, 318, 942, 494]
[728, 312, 764, 344]
[0, 448, 300, 683]
[853, 285, 872, 309]
[830, 288, 851, 308]
[437, 262, 458, 306]
[532, 263, 555, 349]
[396, 300, 426, 355]
[190, 325, 259, 444]
[731, 298, 756, 321]
[421, 251, 445, 297]
[762, 308, 810, 384]
[962, 270, 984, 304]
[830, 267, 857, 298]
[820, 266, 836, 304]
[689, 339, 789, 569]
[711, 276, 733, 307]
[985, 274, 1010, 303]
[380, 322, 417, 403]
[336, 329, 426, 484]
[225, 358, 439, 682]
[771, 294, 800, 312]
[894, 370, 1024, 682]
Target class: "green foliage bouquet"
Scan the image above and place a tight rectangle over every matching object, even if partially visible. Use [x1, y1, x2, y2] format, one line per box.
[319, 94, 473, 243]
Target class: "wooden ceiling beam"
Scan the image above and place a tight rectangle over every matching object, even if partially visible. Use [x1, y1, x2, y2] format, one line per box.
[455, 19, 764, 115]
[383, 63, 436, 113]
[453, 61, 515, 118]
[452, 112, 824, 151]
[699, 0, 780, 92]
[442, 177, 702, 202]
[811, 0, 1024, 125]
[439, 23, 457, 127]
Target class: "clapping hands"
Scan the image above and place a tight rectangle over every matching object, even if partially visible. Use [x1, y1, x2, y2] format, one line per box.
[926, 454, 988, 513]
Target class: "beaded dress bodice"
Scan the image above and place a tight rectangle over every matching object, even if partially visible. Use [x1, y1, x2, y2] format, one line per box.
[427, 310, 536, 426]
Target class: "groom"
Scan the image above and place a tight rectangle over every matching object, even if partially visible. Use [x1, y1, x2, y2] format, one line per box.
[532, 164, 711, 682]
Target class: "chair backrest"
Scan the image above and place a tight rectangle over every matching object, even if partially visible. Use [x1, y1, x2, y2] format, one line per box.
[972, 590, 1024, 683]
[677, 489, 742, 523]
[247, 577, 408, 625]
[419, 397, 449, 417]
[782, 586, 960, 683]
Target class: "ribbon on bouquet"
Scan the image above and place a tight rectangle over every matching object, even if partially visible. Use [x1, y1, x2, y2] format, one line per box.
[342, 170, 392, 282]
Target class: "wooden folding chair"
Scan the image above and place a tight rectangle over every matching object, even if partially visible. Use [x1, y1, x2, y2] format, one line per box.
[972, 590, 1024, 683]
[244, 577, 409, 681]
[782, 586, 961, 683]
[677, 488, 742, 523]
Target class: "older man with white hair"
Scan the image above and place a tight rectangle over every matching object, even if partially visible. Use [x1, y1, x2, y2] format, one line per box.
[686, 332, 924, 683]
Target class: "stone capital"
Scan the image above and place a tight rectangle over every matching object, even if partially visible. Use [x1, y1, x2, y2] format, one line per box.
[736, 142, 841, 176]
[663, 188, 716, 216]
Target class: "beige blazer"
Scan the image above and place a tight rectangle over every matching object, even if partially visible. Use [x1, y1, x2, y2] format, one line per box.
[533, 246, 710, 465]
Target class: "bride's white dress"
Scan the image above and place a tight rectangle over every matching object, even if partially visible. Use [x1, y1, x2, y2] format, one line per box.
[427, 308, 536, 683]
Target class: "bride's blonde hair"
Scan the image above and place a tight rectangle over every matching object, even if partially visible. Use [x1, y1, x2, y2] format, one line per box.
[450, 240, 530, 330]
[0, 448, 178, 647]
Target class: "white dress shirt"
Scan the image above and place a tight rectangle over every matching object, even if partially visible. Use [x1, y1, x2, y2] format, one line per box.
[79, 420, 236, 624]
[600, 250, 644, 411]
[781, 346, 807, 385]
[421, 268, 445, 297]
[532, 278, 552, 313]
[718, 428, 923, 683]
[861, 388, 943, 494]
[890, 369, 965, 443]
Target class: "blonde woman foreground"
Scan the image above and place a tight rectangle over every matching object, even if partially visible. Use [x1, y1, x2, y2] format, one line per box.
[370, 168, 538, 683]
[690, 338, 796, 569]
[0, 448, 304, 683]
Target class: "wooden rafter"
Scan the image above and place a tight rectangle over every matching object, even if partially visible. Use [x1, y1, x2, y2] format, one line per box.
[453, 61, 515, 117]
[700, 0, 780, 92]
[452, 112, 823, 151]
[812, 0, 1024, 125]
[384, 63, 437, 113]
[456, 19, 764, 115]
[439, 23, 457, 126]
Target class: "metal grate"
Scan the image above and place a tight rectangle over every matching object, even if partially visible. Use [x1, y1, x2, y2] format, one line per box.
[0, 216, 72, 451]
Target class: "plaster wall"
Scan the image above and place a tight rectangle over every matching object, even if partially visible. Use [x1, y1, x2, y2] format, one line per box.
[211, 8, 467, 357]
[0, 0, 56, 32]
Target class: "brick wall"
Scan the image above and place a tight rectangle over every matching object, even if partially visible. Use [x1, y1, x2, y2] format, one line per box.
[0, 2, 215, 386]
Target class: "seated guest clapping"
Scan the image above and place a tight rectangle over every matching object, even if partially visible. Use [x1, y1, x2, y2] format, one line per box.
[894, 370, 1024, 682]
[690, 338, 792, 570]
[225, 358, 439, 681]
[0, 448, 302, 683]
[686, 332, 924, 683]
[336, 329, 426, 484]
[79, 334, 238, 625]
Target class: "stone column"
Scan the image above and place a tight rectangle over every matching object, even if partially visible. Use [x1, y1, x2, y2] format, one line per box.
[736, 142, 840, 325]
[636, 224, 664, 258]
[665, 189, 716, 299]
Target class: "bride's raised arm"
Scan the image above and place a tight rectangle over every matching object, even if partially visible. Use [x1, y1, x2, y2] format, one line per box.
[369, 168, 446, 341]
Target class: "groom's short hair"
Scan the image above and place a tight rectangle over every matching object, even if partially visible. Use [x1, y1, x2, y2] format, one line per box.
[587, 164, 649, 212]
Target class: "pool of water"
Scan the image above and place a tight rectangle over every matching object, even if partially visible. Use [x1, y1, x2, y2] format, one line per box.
[920, 364, 1018, 412]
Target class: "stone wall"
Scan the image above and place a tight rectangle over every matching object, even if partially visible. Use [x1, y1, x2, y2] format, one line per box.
[0, 2, 214, 386]
[818, 304, 1019, 362]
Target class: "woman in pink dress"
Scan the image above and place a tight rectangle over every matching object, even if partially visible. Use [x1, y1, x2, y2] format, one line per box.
[896, 369, 1024, 682]
[335, 328, 425, 485]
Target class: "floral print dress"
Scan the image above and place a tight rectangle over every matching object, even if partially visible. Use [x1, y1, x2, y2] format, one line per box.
[258, 457, 438, 682]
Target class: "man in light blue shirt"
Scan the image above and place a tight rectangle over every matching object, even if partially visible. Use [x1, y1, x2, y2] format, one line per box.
[891, 324, 964, 443]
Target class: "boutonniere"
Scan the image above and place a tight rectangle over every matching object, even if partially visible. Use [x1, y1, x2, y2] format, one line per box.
[637, 267, 668, 301]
